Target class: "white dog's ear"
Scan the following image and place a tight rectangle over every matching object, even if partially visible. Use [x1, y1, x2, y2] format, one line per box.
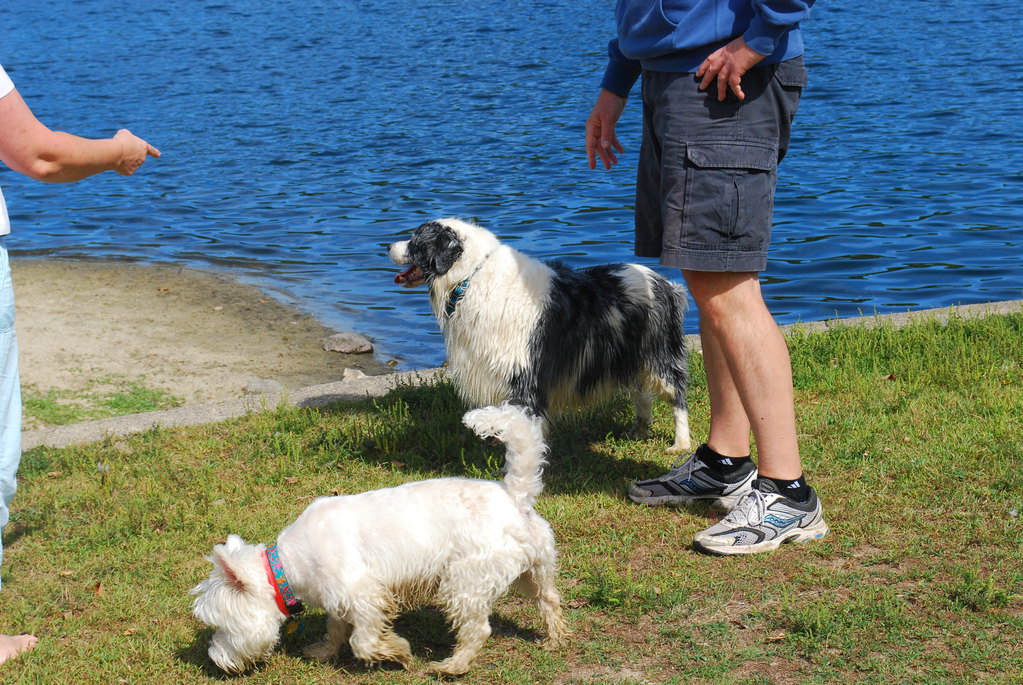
[211, 535, 251, 593]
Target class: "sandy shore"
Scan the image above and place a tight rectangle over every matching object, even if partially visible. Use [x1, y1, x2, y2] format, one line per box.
[12, 259, 394, 408]
[12, 258, 1023, 442]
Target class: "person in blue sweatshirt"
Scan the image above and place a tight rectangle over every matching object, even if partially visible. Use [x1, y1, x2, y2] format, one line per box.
[585, 0, 829, 556]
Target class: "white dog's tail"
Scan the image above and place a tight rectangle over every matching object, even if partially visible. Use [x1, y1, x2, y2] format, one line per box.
[462, 404, 548, 511]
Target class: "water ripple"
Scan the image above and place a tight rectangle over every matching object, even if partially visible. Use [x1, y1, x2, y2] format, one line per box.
[0, 0, 1020, 367]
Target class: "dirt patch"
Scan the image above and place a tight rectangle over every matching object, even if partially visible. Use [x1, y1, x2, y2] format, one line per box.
[12, 259, 393, 408]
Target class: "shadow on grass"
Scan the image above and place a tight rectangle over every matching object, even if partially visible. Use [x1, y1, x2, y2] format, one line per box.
[3, 522, 38, 547]
[310, 378, 677, 499]
[176, 625, 237, 680]
[181, 605, 541, 677]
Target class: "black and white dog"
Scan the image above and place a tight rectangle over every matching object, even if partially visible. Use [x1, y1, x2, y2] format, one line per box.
[390, 218, 691, 451]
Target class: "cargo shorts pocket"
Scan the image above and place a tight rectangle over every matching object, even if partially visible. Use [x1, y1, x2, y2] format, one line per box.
[680, 141, 778, 249]
[773, 55, 808, 88]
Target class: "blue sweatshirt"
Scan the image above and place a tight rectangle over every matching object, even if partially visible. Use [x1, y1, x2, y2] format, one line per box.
[601, 0, 815, 97]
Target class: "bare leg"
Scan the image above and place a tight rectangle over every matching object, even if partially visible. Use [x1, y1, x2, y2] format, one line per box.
[699, 323, 753, 457]
[682, 270, 802, 479]
[0, 634, 37, 665]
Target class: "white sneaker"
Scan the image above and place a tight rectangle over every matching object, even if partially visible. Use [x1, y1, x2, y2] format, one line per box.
[693, 478, 830, 556]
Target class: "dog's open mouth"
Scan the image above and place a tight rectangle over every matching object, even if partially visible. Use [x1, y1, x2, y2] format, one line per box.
[394, 264, 426, 287]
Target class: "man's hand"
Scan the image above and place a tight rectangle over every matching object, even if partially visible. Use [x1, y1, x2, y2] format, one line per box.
[696, 37, 766, 102]
[585, 89, 626, 170]
[113, 129, 160, 176]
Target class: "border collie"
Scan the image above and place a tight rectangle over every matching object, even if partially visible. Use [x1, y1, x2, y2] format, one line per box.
[389, 218, 691, 451]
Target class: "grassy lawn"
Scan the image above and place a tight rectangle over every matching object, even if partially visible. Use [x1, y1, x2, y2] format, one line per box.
[1, 312, 1021, 684]
[21, 374, 183, 429]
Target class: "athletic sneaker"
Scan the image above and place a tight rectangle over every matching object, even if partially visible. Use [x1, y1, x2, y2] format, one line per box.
[627, 444, 757, 509]
[692, 477, 830, 556]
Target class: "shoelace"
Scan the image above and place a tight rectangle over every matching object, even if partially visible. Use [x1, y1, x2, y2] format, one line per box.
[666, 451, 699, 481]
[721, 488, 768, 526]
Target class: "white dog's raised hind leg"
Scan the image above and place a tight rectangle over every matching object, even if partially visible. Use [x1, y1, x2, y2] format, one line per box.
[303, 614, 353, 663]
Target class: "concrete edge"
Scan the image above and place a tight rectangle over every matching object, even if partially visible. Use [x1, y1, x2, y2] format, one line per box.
[22, 368, 445, 451]
[23, 300, 1023, 449]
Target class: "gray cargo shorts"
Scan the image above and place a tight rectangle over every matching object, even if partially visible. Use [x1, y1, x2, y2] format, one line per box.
[634, 56, 806, 272]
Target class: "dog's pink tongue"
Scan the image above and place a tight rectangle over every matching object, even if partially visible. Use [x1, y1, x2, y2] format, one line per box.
[394, 266, 417, 284]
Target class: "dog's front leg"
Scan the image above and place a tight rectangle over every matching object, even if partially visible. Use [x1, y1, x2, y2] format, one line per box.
[303, 613, 352, 663]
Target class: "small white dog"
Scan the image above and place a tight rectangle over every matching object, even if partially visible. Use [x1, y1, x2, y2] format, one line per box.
[390, 217, 692, 451]
[191, 404, 568, 676]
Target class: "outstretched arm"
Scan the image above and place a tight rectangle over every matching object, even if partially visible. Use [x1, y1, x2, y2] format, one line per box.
[0, 88, 159, 183]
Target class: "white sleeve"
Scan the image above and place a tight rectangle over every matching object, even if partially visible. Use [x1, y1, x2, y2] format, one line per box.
[0, 66, 12, 236]
[0, 65, 14, 100]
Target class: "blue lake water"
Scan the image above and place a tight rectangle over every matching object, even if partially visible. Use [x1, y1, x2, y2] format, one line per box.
[1, 1, 1020, 369]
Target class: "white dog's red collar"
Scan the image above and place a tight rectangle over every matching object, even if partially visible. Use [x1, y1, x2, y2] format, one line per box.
[263, 543, 304, 617]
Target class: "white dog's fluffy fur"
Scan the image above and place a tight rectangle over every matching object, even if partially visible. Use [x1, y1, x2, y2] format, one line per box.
[191, 404, 568, 675]
[390, 218, 692, 450]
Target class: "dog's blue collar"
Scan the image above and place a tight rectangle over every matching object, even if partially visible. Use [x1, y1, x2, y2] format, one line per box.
[445, 279, 470, 316]
[444, 252, 492, 317]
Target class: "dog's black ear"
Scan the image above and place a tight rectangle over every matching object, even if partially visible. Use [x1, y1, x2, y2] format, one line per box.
[409, 221, 464, 279]
[432, 228, 464, 276]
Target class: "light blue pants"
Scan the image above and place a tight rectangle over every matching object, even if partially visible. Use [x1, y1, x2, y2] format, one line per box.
[0, 238, 20, 586]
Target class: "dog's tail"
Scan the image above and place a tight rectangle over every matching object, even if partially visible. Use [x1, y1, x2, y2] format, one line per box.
[462, 404, 548, 511]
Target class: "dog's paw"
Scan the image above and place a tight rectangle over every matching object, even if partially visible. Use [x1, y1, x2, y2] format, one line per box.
[302, 641, 339, 663]
[542, 627, 570, 649]
[667, 436, 692, 452]
[426, 657, 472, 676]
[625, 421, 651, 441]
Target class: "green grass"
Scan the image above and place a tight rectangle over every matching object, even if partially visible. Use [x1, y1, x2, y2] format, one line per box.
[22, 374, 183, 427]
[2, 312, 1022, 684]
